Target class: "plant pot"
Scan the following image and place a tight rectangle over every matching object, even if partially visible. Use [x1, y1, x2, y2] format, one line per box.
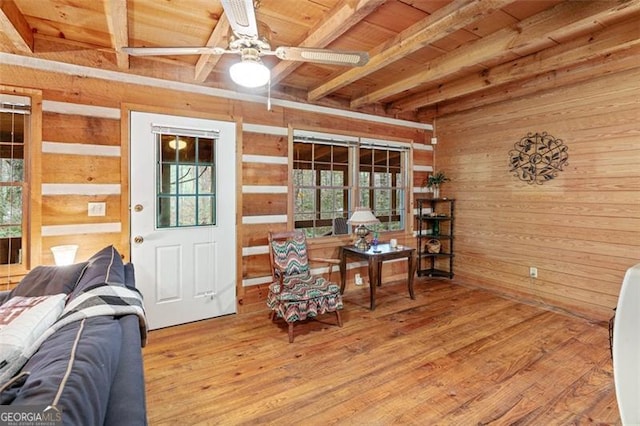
[432, 185, 440, 199]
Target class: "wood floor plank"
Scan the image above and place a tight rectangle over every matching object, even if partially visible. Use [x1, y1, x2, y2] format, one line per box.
[142, 278, 620, 425]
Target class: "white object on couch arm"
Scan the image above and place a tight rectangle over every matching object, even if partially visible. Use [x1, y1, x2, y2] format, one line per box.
[613, 263, 640, 425]
[0, 294, 67, 384]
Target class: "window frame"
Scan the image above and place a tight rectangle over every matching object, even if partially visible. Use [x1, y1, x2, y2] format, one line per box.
[290, 129, 411, 239]
[0, 86, 43, 280]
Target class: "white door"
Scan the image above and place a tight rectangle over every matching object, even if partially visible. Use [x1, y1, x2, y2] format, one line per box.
[130, 111, 236, 330]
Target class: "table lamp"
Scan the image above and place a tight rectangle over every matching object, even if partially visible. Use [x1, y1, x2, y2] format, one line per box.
[348, 207, 380, 250]
[51, 244, 78, 266]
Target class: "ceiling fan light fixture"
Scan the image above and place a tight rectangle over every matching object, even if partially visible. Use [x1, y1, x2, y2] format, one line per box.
[230, 56, 270, 88]
[169, 137, 187, 150]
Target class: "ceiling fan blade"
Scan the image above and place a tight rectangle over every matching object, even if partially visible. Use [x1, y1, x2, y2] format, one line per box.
[274, 47, 369, 67]
[122, 46, 227, 56]
[221, 0, 259, 39]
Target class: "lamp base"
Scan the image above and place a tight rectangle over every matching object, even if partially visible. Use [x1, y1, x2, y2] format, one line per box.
[354, 237, 369, 251]
[354, 224, 370, 250]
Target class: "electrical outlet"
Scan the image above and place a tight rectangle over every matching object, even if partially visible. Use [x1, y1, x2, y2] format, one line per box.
[88, 202, 106, 217]
[529, 267, 538, 279]
[355, 273, 363, 286]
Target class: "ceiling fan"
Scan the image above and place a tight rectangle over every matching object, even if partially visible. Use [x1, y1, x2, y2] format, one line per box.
[122, 0, 369, 88]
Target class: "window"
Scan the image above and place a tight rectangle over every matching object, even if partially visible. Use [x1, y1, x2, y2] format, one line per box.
[358, 146, 405, 232]
[154, 126, 217, 228]
[293, 130, 409, 238]
[0, 95, 30, 266]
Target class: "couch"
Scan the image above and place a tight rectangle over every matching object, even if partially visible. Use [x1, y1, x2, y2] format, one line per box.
[0, 245, 147, 425]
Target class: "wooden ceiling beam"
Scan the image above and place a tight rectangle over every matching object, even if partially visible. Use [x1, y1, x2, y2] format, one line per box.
[0, 0, 33, 53]
[392, 16, 640, 112]
[436, 44, 640, 117]
[351, 0, 640, 109]
[307, 0, 515, 102]
[270, 0, 386, 85]
[105, 0, 129, 69]
[195, 13, 230, 83]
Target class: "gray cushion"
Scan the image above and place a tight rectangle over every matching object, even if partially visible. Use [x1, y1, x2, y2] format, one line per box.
[8, 262, 89, 299]
[72, 246, 125, 298]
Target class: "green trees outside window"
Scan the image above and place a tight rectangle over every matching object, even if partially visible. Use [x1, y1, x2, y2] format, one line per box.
[293, 132, 407, 238]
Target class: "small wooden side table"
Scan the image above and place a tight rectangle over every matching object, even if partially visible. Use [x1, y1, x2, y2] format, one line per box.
[339, 243, 417, 310]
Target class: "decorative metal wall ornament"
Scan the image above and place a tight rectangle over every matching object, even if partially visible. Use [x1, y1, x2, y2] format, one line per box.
[509, 132, 569, 184]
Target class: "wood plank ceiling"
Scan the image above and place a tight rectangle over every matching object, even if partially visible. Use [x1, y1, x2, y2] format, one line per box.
[1, 0, 638, 121]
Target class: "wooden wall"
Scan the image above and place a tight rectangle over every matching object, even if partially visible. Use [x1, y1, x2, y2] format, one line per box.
[0, 59, 431, 314]
[435, 66, 640, 322]
[41, 110, 125, 264]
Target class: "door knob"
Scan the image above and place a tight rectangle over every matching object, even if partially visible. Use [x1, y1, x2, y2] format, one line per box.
[134, 204, 144, 212]
[134, 236, 144, 244]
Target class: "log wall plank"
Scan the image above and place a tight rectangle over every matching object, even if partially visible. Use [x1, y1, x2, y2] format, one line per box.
[42, 112, 120, 145]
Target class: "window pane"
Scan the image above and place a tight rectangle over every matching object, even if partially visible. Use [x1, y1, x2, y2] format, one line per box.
[333, 145, 348, 166]
[360, 148, 373, 166]
[178, 197, 196, 226]
[178, 165, 197, 194]
[198, 165, 213, 193]
[0, 113, 24, 143]
[320, 170, 332, 186]
[359, 191, 370, 208]
[198, 138, 215, 163]
[177, 136, 196, 162]
[159, 164, 176, 194]
[375, 172, 390, 187]
[293, 169, 314, 186]
[332, 170, 344, 186]
[374, 189, 391, 211]
[160, 136, 178, 161]
[0, 158, 23, 182]
[320, 189, 343, 219]
[157, 196, 176, 227]
[295, 188, 315, 213]
[198, 196, 215, 225]
[359, 171, 370, 187]
[314, 144, 332, 162]
[0, 186, 22, 227]
[295, 212, 315, 221]
[393, 170, 402, 187]
[315, 226, 332, 237]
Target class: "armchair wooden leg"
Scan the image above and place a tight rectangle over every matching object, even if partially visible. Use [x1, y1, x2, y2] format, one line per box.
[288, 322, 295, 343]
[335, 310, 343, 327]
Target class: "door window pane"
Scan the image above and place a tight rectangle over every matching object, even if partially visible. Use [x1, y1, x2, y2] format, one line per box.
[156, 133, 216, 228]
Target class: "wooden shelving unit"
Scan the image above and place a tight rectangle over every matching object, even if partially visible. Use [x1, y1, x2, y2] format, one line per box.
[416, 198, 454, 278]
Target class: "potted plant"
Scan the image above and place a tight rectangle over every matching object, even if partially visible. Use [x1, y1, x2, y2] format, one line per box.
[424, 171, 450, 199]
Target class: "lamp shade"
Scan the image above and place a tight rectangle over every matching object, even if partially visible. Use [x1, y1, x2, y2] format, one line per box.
[229, 58, 270, 88]
[51, 245, 78, 266]
[348, 207, 380, 226]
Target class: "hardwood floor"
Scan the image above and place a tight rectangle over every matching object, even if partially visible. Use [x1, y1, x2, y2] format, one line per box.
[143, 278, 620, 425]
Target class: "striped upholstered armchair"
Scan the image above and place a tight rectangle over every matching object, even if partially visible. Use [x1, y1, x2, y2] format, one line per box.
[266, 230, 343, 342]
